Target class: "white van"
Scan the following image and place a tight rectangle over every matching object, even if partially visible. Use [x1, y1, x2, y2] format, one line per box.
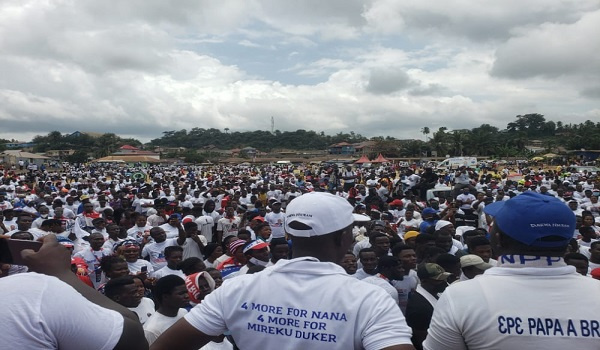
[436, 157, 477, 171]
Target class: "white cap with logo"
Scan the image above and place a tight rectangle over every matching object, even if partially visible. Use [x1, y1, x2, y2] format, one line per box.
[284, 192, 354, 237]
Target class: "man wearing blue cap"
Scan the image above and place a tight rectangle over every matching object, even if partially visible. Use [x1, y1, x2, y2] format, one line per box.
[419, 208, 438, 234]
[424, 192, 600, 349]
[159, 214, 183, 239]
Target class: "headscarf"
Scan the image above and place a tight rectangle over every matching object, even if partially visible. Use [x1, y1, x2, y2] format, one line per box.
[434, 220, 452, 231]
[185, 271, 216, 305]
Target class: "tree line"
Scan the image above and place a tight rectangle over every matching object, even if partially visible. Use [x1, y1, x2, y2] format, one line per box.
[29, 131, 142, 163]
[22, 114, 600, 161]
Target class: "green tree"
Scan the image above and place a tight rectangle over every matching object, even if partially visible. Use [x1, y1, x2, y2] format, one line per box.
[65, 150, 90, 164]
[467, 124, 499, 156]
[94, 133, 120, 158]
[401, 140, 426, 157]
[0, 138, 9, 153]
[506, 114, 546, 137]
[182, 151, 206, 164]
[450, 130, 470, 156]
[430, 127, 449, 156]
[421, 127, 430, 141]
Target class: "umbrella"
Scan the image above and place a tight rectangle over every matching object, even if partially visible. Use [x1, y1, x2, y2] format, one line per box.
[531, 156, 544, 161]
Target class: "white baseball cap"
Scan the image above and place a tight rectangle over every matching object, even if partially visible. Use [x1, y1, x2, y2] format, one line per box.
[284, 192, 354, 237]
[460, 254, 493, 270]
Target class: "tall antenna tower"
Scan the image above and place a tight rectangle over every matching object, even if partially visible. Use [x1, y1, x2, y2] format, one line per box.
[271, 116, 275, 134]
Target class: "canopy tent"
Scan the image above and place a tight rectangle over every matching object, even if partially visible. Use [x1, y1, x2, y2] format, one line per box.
[354, 155, 371, 164]
[371, 153, 390, 163]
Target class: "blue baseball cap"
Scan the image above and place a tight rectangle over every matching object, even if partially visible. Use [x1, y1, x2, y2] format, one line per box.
[484, 192, 575, 248]
[169, 213, 182, 220]
[422, 207, 438, 216]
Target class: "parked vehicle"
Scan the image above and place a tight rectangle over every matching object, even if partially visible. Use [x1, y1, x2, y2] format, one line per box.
[436, 157, 477, 171]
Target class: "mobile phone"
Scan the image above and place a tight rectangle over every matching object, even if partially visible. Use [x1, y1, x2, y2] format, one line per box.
[141, 266, 148, 273]
[0, 238, 43, 265]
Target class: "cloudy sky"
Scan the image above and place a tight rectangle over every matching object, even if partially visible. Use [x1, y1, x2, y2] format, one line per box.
[1, 0, 599, 143]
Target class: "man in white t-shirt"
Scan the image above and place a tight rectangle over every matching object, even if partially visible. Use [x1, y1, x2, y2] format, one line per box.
[141, 227, 184, 271]
[455, 187, 476, 210]
[392, 244, 420, 315]
[0, 192, 13, 211]
[194, 214, 215, 243]
[424, 191, 600, 350]
[152, 192, 414, 350]
[118, 240, 154, 277]
[144, 275, 190, 345]
[342, 165, 357, 192]
[127, 214, 153, 244]
[190, 191, 205, 208]
[73, 232, 112, 288]
[0, 235, 147, 350]
[362, 256, 404, 305]
[584, 195, 600, 217]
[264, 201, 285, 239]
[139, 193, 154, 215]
[179, 221, 208, 260]
[153, 246, 186, 280]
[105, 275, 155, 325]
[148, 207, 167, 227]
[216, 206, 241, 243]
[159, 214, 183, 239]
[397, 210, 421, 235]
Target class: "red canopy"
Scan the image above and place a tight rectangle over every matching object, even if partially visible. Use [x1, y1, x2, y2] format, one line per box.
[371, 153, 390, 163]
[354, 155, 371, 164]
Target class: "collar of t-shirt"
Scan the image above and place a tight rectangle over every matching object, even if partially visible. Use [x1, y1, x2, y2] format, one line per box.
[266, 257, 347, 276]
[376, 273, 393, 285]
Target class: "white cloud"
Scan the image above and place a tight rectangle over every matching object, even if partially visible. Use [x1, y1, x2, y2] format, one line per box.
[0, 0, 598, 145]
[491, 9, 600, 80]
[363, 0, 599, 42]
[238, 40, 262, 48]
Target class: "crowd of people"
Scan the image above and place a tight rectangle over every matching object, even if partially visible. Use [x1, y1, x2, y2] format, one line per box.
[0, 159, 599, 349]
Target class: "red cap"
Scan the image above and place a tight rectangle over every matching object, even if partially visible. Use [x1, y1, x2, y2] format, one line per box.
[390, 199, 403, 206]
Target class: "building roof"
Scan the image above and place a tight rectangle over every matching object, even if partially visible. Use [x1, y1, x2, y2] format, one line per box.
[353, 141, 376, 149]
[120, 144, 140, 150]
[1, 150, 50, 159]
[330, 142, 352, 147]
[112, 150, 159, 156]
